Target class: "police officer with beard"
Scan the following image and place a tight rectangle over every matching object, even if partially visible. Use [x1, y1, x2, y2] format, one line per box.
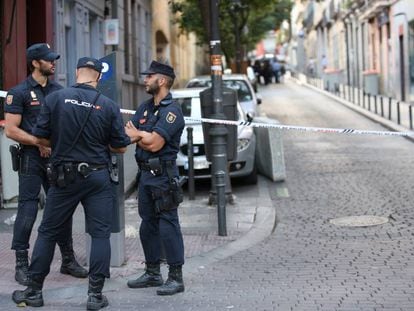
[4, 43, 87, 286]
[125, 61, 185, 296]
[12, 57, 130, 310]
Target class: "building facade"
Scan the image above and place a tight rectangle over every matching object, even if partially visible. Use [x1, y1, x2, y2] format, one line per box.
[288, 0, 414, 102]
[1, 0, 202, 113]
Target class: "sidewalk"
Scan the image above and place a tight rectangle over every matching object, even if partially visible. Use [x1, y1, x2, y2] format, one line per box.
[0, 169, 275, 309]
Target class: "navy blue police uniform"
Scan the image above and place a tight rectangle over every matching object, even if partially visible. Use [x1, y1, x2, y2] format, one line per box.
[5, 75, 68, 256]
[131, 93, 185, 266]
[28, 75, 130, 285]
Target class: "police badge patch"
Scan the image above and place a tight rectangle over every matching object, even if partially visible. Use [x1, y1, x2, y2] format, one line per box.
[6, 95, 13, 105]
[166, 112, 176, 123]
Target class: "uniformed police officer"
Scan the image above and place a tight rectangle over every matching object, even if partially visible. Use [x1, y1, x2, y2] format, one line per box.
[4, 43, 87, 286]
[125, 61, 185, 296]
[11, 57, 130, 310]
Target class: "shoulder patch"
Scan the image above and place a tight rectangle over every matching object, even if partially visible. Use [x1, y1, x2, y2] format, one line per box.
[166, 111, 177, 123]
[6, 95, 13, 105]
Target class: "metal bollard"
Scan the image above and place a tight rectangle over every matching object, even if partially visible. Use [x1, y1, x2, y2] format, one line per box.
[363, 92, 366, 109]
[380, 96, 384, 117]
[215, 170, 227, 236]
[397, 101, 401, 125]
[374, 95, 378, 114]
[186, 127, 195, 200]
[410, 105, 413, 130]
[368, 93, 371, 111]
[388, 97, 392, 120]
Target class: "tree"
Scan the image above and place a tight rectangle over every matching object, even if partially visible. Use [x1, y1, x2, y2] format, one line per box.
[170, 0, 292, 68]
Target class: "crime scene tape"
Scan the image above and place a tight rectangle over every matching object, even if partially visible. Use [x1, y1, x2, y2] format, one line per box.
[120, 108, 414, 138]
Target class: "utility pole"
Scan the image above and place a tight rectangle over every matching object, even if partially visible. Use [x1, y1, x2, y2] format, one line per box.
[209, 0, 228, 236]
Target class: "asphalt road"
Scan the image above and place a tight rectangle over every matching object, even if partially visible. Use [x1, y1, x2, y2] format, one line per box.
[135, 80, 414, 311]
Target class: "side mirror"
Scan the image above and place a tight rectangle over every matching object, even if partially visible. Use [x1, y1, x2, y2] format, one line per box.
[246, 112, 254, 122]
[256, 93, 262, 104]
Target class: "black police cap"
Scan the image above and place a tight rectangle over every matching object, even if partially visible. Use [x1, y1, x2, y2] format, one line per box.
[27, 43, 60, 62]
[76, 57, 103, 73]
[141, 61, 176, 79]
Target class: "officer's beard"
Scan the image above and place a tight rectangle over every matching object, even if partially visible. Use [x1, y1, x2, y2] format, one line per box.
[39, 67, 54, 77]
[146, 81, 160, 96]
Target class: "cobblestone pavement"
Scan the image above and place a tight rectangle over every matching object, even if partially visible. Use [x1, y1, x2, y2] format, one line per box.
[1, 79, 414, 310]
[99, 80, 413, 311]
[167, 80, 414, 311]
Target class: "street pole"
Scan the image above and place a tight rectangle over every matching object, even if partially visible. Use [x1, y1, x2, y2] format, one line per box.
[209, 0, 227, 236]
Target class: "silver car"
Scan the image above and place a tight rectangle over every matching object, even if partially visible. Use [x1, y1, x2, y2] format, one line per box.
[186, 74, 262, 120]
[171, 88, 257, 184]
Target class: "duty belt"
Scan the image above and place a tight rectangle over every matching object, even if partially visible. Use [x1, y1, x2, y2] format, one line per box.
[74, 162, 107, 172]
[64, 162, 108, 177]
[137, 159, 175, 176]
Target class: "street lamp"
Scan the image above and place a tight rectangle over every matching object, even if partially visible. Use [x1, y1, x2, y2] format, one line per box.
[209, 0, 228, 236]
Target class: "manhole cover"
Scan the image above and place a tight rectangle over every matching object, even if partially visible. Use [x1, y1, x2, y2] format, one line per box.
[329, 215, 389, 227]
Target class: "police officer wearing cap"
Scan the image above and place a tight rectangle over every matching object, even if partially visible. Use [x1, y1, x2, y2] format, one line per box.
[125, 60, 185, 296]
[12, 57, 131, 310]
[4, 43, 87, 286]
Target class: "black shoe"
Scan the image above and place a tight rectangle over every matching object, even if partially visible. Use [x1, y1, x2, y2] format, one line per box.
[60, 259, 88, 278]
[127, 263, 163, 288]
[127, 271, 163, 288]
[15, 250, 30, 286]
[59, 241, 88, 278]
[156, 265, 184, 296]
[15, 267, 30, 286]
[12, 287, 44, 307]
[156, 278, 185, 295]
[86, 293, 108, 310]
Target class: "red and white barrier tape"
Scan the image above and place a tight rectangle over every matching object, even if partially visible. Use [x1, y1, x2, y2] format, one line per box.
[120, 108, 414, 138]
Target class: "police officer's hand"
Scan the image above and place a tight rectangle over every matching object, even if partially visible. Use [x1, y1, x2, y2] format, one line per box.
[125, 121, 141, 143]
[38, 145, 51, 158]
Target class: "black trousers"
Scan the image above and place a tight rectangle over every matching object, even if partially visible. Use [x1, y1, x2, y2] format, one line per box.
[29, 169, 113, 281]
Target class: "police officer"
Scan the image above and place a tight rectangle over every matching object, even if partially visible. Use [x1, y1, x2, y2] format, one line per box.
[11, 57, 131, 310]
[4, 43, 87, 286]
[125, 60, 185, 296]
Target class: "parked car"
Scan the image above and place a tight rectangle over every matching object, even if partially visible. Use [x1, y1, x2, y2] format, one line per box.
[171, 88, 257, 184]
[185, 74, 262, 121]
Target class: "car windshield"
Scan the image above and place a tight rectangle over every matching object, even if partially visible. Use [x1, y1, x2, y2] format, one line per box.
[187, 79, 252, 102]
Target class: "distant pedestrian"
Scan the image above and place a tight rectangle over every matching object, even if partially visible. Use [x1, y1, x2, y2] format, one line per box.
[246, 60, 258, 92]
[11, 57, 130, 310]
[307, 58, 316, 77]
[4, 43, 87, 287]
[280, 62, 286, 83]
[125, 60, 185, 296]
[321, 54, 328, 71]
[271, 58, 281, 83]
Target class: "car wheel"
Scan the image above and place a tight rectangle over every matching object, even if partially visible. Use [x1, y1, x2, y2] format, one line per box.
[244, 164, 258, 185]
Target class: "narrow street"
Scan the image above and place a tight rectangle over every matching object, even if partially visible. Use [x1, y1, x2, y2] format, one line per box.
[1, 80, 414, 311]
[139, 80, 414, 311]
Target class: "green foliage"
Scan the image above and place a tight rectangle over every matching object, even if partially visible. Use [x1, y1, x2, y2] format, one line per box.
[171, 0, 292, 63]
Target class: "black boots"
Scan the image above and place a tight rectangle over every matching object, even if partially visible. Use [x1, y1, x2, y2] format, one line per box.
[127, 263, 164, 288]
[87, 275, 108, 310]
[15, 250, 30, 286]
[59, 242, 88, 278]
[12, 275, 44, 307]
[15, 243, 87, 286]
[156, 265, 185, 296]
